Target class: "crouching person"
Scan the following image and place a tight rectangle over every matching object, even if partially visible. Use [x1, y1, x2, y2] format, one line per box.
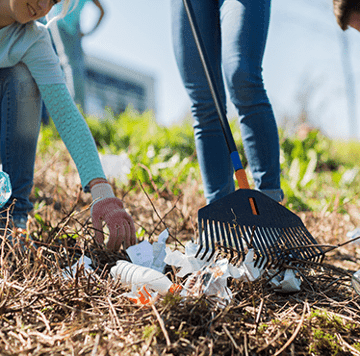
[0, 0, 136, 251]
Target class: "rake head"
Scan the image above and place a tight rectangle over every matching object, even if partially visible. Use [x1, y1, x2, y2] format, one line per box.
[196, 189, 324, 268]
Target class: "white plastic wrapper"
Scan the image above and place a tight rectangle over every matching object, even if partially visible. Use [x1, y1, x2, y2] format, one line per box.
[126, 240, 154, 268]
[180, 258, 233, 305]
[126, 230, 169, 273]
[164, 241, 214, 278]
[165, 243, 264, 282]
[165, 243, 266, 306]
[269, 268, 301, 293]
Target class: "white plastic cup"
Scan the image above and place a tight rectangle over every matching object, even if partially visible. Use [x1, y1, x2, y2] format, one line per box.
[110, 260, 180, 295]
[0, 171, 11, 208]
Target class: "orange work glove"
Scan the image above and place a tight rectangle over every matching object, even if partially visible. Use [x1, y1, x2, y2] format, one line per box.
[90, 181, 136, 251]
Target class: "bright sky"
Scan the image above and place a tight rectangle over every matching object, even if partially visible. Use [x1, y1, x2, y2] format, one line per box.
[80, 0, 360, 140]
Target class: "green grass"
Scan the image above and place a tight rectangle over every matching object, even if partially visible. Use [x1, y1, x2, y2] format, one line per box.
[38, 108, 360, 213]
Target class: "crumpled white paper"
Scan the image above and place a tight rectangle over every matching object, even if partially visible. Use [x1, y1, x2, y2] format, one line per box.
[126, 229, 169, 273]
[164, 242, 266, 306]
[164, 241, 212, 277]
[269, 268, 301, 293]
[165, 242, 264, 282]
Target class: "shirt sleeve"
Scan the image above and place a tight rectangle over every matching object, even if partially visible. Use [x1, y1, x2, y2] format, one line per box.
[38, 83, 106, 189]
[19, 23, 65, 85]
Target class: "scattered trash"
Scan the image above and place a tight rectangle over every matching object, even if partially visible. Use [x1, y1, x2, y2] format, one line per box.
[0, 171, 11, 208]
[110, 230, 183, 305]
[165, 241, 264, 282]
[99, 153, 131, 184]
[110, 260, 181, 304]
[269, 268, 302, 293]
[126, 229, 169, 272]
[165, 241, 267, 307]
[61, 229, 305, 306]
[164, 241, 213, 278]
[352, 270, 360, 296]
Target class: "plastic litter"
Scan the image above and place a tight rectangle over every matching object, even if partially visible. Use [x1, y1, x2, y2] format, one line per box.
[110, 259, 177, 295]
[269, 268, 301, 293]
[352, 270, 360, 295]
[0, 171, 11, 208]
[126, 230, 169, 273]
[165, 242, 266, 307]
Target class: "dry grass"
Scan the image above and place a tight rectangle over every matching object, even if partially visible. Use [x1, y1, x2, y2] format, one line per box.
[1, 141, 360, 355]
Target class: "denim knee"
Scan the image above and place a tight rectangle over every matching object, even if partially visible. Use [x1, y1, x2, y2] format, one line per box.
[226, 68, 271, 112]
[0, 63, 42, 222]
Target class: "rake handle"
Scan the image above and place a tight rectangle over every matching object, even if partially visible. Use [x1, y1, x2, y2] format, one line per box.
[182, 0, 250, 189]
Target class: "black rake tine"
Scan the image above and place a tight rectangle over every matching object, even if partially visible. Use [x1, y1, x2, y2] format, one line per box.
[280, 227, 302, 260]
[268, 227, 287, 262]
[292, 226, 316, 260]
[200, 219, 211, 260]
[218, 222, 228, 253]
[259, 227, 279, 268]
[227, 224, 238, 259]
[229, 224, 242, 259]
[234, 224, 246, 262]
[248, 226, 267, 262]
[255, 228, 274, 267]
[239, 224, 260, 261]
[196, 217, 205, 258]
[213, 221, 226, 254]
[223, 222, 234, 254]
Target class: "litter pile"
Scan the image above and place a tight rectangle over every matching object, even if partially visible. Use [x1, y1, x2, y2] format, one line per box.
[64, 229, 326, 308]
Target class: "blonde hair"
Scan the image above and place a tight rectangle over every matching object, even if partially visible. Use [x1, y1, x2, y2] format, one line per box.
[45, 0, 79, 28]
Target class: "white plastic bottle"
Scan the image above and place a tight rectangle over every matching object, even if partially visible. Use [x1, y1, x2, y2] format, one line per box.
[110, 260, 180, 295]
[0, 172, 11, 208]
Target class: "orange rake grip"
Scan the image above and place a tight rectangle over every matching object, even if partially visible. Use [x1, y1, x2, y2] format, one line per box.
[235, 168, 250, 189]
[235, 169, 258, 215]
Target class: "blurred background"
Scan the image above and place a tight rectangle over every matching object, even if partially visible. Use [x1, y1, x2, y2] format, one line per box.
[74, 0, 360, 140]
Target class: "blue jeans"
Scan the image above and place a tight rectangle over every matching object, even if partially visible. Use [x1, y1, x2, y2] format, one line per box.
[0, 63, 42, 226]
[171, 0, 283, 203]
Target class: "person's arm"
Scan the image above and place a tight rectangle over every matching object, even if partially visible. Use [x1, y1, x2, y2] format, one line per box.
[38, 83, 136, 250]
[80, 0, 105, 37]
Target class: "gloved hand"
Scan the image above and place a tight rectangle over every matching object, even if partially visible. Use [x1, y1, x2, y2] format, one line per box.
[90, 180, 136, 251]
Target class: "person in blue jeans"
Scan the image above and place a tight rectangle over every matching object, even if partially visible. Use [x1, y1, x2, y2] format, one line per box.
[0, 0, 135, 251]
[50, 0, 105, 111]
[171, 0, 284, 204]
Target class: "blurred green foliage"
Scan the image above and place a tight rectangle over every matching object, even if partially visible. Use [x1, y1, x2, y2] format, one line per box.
[38, 108, 360, 213]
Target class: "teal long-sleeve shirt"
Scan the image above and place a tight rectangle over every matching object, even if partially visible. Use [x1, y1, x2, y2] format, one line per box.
[0, 21, 106, 189]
